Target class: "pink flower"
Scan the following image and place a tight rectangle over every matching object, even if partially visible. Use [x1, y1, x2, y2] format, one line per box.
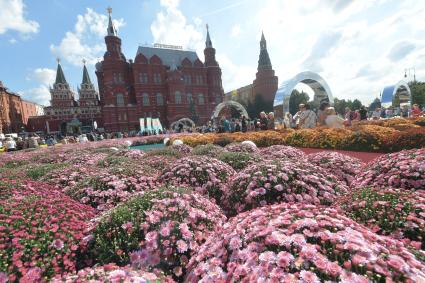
[176, 240, 188, 253]
[51, 239, 64, 250]
[299, 270, 320, 283]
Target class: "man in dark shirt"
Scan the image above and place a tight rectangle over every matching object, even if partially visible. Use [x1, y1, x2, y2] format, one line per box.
[359, 106, 368, 120]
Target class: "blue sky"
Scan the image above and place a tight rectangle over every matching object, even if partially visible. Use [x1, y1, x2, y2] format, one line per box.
[1, 0, 424, 106]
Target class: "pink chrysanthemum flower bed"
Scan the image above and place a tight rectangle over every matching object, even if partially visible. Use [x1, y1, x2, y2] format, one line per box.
[0, 181, 95, 282]
[50, 263, 175, 283]
[69, 172, 159, 211]
[352, 148, 425, 190]
[260, 145, 305, 161]
[225, 142, 259, 153]
[192, 144, 227, 158]
[88, 188, 226, 280]
[336, 187, 425, 250]
[185, 203, 425, 282]
[222, 160, 348, 215]
[170, 144, 193, 154]
[307, 151, 364, 185]
[160, 156, 236, 203]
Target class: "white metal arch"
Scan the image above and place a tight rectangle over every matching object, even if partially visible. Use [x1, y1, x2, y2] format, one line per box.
[381, 80, 411, 107]
[273, 71, 334, 113]
[170, 118, 196, 131]
[211, 100, 249, 119]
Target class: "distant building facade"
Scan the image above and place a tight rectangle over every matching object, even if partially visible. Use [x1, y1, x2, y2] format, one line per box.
[0, 81, 44, 134]
[27, 61, 102, 134]
[95, 10, 224, 132]
[225, 32, 278, 109]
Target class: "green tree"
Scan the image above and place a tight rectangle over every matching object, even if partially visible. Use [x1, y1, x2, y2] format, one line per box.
[288, 90, 310, 115]
[246, 94, 272, 118]
[188, 100, 199, 124]
[352, 99, 362, 110]
[409, 81, 425, 107]
[368, 98, 381, 111]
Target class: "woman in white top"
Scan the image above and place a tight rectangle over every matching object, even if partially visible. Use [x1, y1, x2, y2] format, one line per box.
[325, 107, 345, 129]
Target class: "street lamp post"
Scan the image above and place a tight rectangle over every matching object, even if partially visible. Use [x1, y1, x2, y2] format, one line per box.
[404, 67, 416, 82]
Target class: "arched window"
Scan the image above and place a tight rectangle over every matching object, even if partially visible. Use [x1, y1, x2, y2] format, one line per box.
[187, 93, 193, 104]
[175, 91, 182, 104]
[116, 93, 124, 106]
[156, 93, 164, 106]
[142, 93, 150, 106]
[198, 93, 205, 105]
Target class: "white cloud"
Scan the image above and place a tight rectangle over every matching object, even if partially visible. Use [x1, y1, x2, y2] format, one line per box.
[230, 24, 242, 38]
[21, 68, 56, 105]
[388, 41, 416, 62]
[0, 0, 39, 35]
[217, 54, 257, 92]
[50, 8, 124, 66]
[9, 38, 17, 44]
[150, 0, 203, 51]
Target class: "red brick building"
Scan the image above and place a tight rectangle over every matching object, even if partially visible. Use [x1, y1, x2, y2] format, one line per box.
[0, 81, 44, 134]
[95, 10, 224, 132]
[224, 32, 278, 109]
[28, 61, 102, 134]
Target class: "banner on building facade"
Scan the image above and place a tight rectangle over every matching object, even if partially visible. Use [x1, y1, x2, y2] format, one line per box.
[139, 118, 145, 132]
[146, 117, 152, 131]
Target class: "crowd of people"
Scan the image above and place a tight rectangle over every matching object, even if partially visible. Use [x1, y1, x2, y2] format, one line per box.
[282, 102, 425, 129]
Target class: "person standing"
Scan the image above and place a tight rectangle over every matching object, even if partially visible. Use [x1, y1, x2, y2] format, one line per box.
[259, 112, 268, 130]
[359, 106, 368, 120]
[224, 117, 231, 133]
[298, 104, 317, 129]
[241, 116, 247, 132]
[317, 102, 330, 126]
[325, 107, 345, 128]
[267, 112, 275, 130]
[412, 104, 424, 118]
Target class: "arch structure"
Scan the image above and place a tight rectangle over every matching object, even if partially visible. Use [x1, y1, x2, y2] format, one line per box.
[273, 71, 334, 114]
[381, 80, 411, 107]
[170, 118, 196, 131]
[211, 100, 249, 120]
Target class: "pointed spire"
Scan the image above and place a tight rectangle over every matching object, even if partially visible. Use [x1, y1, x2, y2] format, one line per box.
[258, 31, 272, 70]
[55, 58, 67, 84]
[107, 6, 117, 36]
[205, 24, 212, 48]
[81, 59, 92, 85]
[260, 31, 267, 50]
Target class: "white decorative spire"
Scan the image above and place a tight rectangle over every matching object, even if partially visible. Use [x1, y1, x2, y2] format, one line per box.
[107, 6, 117, 36]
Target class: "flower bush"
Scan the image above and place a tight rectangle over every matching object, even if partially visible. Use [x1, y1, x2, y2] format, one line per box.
[185, 203, 425, 282]
[217, 151, 261, 171]
[352, 148, 425, 190]
[222, 160, 348, 216]
[50, 263, 174, 283]
[336, 187, 425, 250]
[225, 142, 258, 153]
[67, 171, 159, 211]
[0, 181, 95, 282]
[260, 145, 305, 161]
[192, 144, 227, 158]
[88, 188, 226, 280]
[170, 144, 193, 154]
[171, 119, 425, 153]
[160, 156, 236, 203]
[307, 151, 364, 185]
